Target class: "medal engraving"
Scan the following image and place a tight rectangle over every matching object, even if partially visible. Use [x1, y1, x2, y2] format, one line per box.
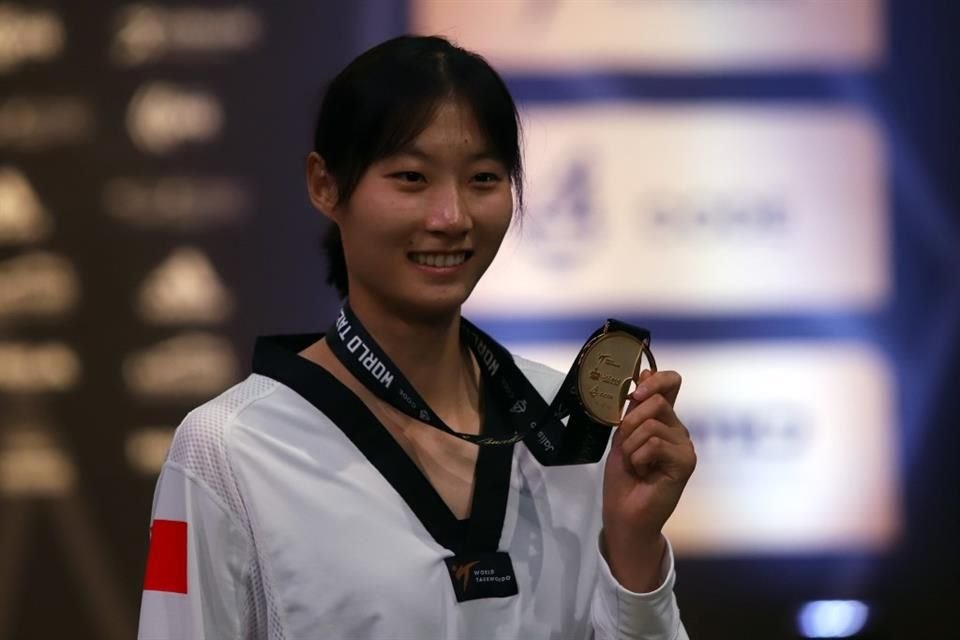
[577, 330, 655, 426]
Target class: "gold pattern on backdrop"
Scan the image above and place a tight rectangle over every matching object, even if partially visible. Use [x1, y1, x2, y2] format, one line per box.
[137, 247, 234, 324]
[0, 252, 79, 322]
[103, 176, 250, 230]
[0, 167, 52, 245]
[0, 4, 65, 73]
[126, 82, 223, 154]
[122, 332, 238, 399]
[125, 427, 176, 475]
[111, 4, 263, 66]
[0, 342, 80, 392]
[0, 96, 94, 150]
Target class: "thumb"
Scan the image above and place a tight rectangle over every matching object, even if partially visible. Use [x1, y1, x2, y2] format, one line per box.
[621, 369, 654, 419]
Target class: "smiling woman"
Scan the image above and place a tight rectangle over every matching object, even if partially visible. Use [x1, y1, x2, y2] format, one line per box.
[309, 35, 524, 303]
[137, 35, 694, 640]
[307, 100, 514, 322]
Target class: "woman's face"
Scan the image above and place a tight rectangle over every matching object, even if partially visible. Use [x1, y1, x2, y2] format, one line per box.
[335, 100, 514, 320]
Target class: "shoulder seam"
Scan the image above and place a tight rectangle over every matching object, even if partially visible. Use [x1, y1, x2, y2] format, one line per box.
[219, 373, 283, 455]
[162, 460, 253, 537]
[184, 374, 281, 433]
[219, 376, 282, 518]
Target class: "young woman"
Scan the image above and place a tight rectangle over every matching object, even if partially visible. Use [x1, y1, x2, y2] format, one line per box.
[138, 36, 695, 640]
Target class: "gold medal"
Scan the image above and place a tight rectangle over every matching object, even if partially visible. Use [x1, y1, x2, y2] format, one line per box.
[576, 329, 656, 426]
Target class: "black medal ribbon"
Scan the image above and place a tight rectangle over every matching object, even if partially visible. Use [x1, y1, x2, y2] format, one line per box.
[326, 302, 652, 466]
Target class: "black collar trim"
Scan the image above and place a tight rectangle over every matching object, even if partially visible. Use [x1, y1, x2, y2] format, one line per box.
[252, 334, 514, 555]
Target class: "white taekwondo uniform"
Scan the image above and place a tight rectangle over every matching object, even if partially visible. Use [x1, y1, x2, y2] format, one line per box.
[137, 333, 689, 640]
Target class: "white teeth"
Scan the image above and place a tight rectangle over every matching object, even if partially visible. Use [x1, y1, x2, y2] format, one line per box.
[411, 252, 467, 267]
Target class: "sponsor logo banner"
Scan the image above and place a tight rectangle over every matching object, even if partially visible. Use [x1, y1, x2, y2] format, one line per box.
[467, 104, 888, 315]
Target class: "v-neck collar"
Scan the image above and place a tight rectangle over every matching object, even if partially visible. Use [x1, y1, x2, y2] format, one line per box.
[252, 333, 515, 555]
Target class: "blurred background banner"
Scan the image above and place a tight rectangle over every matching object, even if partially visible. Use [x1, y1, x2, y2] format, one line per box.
[470, 104, 889, 315]
[0, 0, 957, 638]
[514, 340, 899, 555]
[411, 0, 884, 72]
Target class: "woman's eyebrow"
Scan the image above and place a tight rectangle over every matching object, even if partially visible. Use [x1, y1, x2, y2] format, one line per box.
[391, 143, 500, 163]
[392, 145, 431, 161]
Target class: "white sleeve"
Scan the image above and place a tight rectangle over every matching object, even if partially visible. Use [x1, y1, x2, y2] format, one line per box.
[137, 462, 254, 640]
[590, 537, 690, 640]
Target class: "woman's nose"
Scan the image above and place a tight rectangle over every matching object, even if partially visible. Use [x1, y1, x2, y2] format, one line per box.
[425, 184, 471, 233]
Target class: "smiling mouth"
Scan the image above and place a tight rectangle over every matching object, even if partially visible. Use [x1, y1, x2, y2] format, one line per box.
[408, 251, 471, 267]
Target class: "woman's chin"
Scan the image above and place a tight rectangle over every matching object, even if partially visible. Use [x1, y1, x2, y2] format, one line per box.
[393, 289, 473, 323]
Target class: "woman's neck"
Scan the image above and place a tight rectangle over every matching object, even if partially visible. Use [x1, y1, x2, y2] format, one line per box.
[336, 295, 481, 427]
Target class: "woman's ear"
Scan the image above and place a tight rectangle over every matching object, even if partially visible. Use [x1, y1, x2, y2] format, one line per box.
[306, 152, 340, 220]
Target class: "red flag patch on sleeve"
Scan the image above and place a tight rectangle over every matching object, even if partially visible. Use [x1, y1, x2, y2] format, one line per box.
[143, 519, 188, 594]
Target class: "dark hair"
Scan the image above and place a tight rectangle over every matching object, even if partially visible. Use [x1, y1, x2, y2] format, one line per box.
[313, 35, 523, 298]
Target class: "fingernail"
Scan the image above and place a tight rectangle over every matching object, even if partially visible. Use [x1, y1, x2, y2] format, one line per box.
[631, 384, 648, 400]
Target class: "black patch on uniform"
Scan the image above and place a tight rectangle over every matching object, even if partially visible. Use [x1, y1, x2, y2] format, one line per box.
[445, 551, 518, 602]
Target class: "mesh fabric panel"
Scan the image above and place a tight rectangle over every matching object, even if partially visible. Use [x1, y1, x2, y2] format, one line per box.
[167, 374, 285, 640]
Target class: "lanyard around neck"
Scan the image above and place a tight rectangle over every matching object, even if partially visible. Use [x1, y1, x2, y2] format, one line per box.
[326, 303, 655, 466]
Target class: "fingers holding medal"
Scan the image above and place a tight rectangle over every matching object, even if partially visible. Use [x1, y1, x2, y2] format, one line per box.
[618, 369, 696, 483]
[575, 320, 695, 485]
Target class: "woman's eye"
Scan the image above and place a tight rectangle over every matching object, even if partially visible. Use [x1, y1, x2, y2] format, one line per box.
[473, 172, 502, 184]
[393, 171, 425, 183]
